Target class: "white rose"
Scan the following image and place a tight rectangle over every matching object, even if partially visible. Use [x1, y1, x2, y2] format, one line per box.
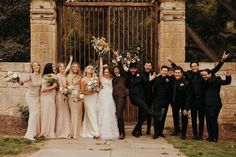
[12, 73, 18, 79]
[79, 94, 85, 99]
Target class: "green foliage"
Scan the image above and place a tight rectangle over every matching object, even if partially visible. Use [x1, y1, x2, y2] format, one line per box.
[186, 0, 236, 61]
[0, 0, 30, 62]
[18, 105, 29, 126]
[0, 137, 39, 156]
[166, 136, 236, 157]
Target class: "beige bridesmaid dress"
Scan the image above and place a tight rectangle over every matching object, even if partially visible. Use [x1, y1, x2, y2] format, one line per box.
[24, 74, 41, 140]
[55, 73, 72, 138]
[40, 78, 56, 138]
[67, 74, 83, 139]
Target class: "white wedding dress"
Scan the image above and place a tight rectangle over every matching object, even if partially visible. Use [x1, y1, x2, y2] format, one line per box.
[97, 58, 119, 140]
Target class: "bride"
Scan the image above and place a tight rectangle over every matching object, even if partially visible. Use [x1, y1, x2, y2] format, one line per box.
[97, 56, 119, 139]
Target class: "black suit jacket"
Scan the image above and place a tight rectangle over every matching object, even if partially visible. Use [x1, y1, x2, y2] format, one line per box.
[170, 77, 192, 110]
[140, 70, 154, 101]
[204, 75, 231, 107]
[126, 72, 146, 105]
[152, 75, 172, 105]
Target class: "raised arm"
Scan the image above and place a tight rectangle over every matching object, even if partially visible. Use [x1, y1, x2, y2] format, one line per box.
[99, 56, 103, 79]
[19, 74, 31, 85]
[64, 55, 73, 74]
[211, 51, 229, 74]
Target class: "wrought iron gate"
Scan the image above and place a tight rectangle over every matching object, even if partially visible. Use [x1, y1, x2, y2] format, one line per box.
[58, 0, 159, 123]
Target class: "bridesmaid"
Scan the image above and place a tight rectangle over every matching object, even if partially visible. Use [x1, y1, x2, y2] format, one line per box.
[80, 65, 100, 139]
[67, 62, 83, 139]
[40, 63, 57, 138]
[55, 56, 73, 138]
[20, 62, 42, 140]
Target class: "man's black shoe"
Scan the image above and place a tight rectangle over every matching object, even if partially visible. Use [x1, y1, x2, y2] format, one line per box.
[152, 134, 159, 139]
[180, 135, 186, 140]
[159, 133, 165, 138]
[119, 133, 125, 140]
[193, 135, 198, 140]
[198, 136, 203, 140]
[132, 131, 141, 138]
[171, 131, 180, 136]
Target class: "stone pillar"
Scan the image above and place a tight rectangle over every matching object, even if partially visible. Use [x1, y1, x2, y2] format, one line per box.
[30, 0, 57, 64]
[158, 0, 185, 67]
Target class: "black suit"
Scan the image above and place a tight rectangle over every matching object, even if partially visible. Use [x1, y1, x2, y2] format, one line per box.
[204, 75, 231, 141]
[152, 76, 172, 136]
[171, 61, 224, 138]
[170, 77, 192, 136]
[126, 72, 152, 134]
[140, 71, 154, 133]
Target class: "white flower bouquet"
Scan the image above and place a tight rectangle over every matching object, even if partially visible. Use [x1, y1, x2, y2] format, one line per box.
[43, 74, 57, 86]
[5, 71, 20, 83]
[60, 86, 73, 96]
[91, 36, 110, 56]
[86, 78, 99, 92]
[112, 50, 123, 66]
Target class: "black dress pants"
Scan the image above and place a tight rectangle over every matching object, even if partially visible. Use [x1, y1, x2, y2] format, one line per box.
[206, 106, 221, 141]
[191, 101, 205, 137]
[171, 104, 188, 136]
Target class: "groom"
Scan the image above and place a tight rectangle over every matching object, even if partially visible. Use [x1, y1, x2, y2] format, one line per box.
[126, 62, 154, 137]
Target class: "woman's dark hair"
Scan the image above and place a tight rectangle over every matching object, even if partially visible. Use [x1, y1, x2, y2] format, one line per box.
[202, 68, 212, 74]
[42, 63, 54, 76]
[111, 66, 121, 77]
[190, 61, 199, 67]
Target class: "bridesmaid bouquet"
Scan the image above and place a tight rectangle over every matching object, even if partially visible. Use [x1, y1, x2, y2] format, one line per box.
[43, 74, 58, 86]
[60, 86, 73, 96]
[5, 71, 20, 83]
[86, 78, 99, 92]
[91, 36, 110, 56]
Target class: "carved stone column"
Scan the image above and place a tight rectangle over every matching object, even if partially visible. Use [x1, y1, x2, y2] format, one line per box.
[30, 0, 57, 63]
[158, 0, 185, 66]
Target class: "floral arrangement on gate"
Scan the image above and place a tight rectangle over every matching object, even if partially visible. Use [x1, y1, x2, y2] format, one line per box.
[112, 47, 141, 68]
[86, 78, 99, 92]
[91, 36, 110, 56]
[5, 71, 20, 83]
[60, 85, 85, 101]
[43, 74, 58, 86]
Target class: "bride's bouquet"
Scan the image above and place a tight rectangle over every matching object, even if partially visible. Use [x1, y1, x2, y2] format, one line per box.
[91, 36, 110, 56]
[86, 78, 99, 92]
[43, 74, 57, 86]
[5, 71, 20, 83]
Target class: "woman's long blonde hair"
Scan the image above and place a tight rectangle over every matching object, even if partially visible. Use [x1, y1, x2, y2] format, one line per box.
[83, 65, 97, 78]
[31, 61, 41, 73]
[70, 62, 82, 76]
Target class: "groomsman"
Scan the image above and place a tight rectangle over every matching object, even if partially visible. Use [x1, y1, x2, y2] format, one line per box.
[126, 63, 154, 137]
[112, 61, 128, 140]
[151, 65, 171, 139]
[201, 68, 231, 142]
[168, 52, 229, 140]
[170, 66, 192, 139]
[140, 60, 154, 135]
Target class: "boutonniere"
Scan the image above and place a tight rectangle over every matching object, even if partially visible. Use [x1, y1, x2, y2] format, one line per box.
[116, 74, 120, 77]
[165, 78, 169, 82]
[180, 83, 185, 87]
[136, 73, 140, 77]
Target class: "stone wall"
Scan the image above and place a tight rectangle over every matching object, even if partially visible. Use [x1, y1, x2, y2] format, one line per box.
[0, 63, 30, 116]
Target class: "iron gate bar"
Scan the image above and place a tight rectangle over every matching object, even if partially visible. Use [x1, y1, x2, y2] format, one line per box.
[64, 2, 153, 7]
